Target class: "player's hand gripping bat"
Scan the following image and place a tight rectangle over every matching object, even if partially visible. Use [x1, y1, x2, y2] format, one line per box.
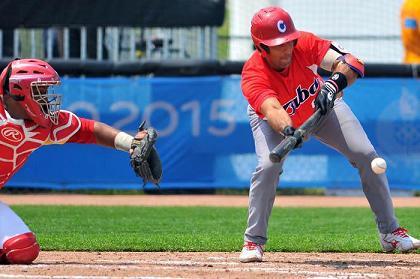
[269, 109, 323, 163]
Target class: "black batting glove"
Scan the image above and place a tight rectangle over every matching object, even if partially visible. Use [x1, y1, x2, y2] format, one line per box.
[315, 82, 337, 115]
[315, 72, 349, 115]
[282, 125, 303, 149]
[282, 125, 295, 137]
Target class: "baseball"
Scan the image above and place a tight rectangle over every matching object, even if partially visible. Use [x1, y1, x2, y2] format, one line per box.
[371, 158, 387, 174]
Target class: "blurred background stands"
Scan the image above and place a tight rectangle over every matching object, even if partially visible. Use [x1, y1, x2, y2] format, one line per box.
[0, 0, 414, 64]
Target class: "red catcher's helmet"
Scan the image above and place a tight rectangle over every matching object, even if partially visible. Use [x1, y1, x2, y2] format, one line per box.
[0, 59, 61, 128]
[251, 7, 300, 50]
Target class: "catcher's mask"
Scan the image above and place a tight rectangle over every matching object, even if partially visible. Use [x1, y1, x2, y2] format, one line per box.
[0, 58, 61, 128]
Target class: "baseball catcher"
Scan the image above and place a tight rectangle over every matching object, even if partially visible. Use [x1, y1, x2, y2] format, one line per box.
[129, 121, 162, 186]
[0, 58, 163, 265]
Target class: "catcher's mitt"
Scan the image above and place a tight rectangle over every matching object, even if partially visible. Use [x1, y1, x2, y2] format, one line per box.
[130, 124, 162, 186]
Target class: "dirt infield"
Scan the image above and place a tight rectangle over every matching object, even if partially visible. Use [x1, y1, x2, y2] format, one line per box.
[1, 251, 419, 278]
[1, 194, 419, 278]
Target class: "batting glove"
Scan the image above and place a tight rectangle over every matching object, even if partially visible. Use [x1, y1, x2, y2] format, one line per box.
[282, 125, 303, 149]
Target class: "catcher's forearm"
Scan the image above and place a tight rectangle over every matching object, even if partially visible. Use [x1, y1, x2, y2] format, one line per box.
[94, 121, 131, 151]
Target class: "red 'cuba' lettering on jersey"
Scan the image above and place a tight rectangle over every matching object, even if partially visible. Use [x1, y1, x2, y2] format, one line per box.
[241, 31, 331, 127]
[0, 104, 92, 187]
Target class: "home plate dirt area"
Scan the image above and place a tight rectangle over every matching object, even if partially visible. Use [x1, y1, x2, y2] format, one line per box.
[1, 194, 419, 278]
[1, 251, 419, 278]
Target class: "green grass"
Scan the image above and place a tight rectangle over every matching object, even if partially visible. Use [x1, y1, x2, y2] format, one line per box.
[12, 206, 419, 253]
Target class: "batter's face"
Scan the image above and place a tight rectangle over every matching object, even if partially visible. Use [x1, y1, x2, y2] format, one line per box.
[265, 41, 295, 71]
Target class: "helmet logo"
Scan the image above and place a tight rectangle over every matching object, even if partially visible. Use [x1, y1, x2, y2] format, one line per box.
[1, 127, 23, 142]
[277, 20, 287, 33]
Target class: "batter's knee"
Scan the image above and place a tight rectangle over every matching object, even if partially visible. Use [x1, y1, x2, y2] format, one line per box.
[348, 150, 377, 169]
[1, 232, 40, 264]
[258, 158, 283, 176]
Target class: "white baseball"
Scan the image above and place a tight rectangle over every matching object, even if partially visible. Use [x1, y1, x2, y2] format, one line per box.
[371, 158, 387, 174]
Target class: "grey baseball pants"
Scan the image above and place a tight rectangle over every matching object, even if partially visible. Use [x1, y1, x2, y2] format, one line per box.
[244, 98, 399, 245]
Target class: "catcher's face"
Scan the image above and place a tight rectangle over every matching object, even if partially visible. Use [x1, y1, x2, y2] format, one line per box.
[31, 82, 61, 125]
[265, 41, 295, 71]
[3, 94, 31, 120]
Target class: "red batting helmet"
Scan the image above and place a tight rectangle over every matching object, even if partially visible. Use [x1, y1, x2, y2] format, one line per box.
[0, 59, 61, 128]
[251, 7, 300, 51]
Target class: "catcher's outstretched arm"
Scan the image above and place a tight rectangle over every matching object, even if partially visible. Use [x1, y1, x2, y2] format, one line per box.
[93, 121, 122, 148]
[93, 120, 162, 185]
[93, 121, 146, 152]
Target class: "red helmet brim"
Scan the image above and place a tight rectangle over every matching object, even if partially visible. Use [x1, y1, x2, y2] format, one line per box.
[262, 30, 301, 47]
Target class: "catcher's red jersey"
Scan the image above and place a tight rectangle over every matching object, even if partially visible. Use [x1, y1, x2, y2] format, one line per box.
[0, 103, 95, 188]
[241, 31, 331, 127]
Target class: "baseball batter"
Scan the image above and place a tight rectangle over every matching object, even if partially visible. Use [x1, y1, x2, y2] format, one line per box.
[0, 58, 161, 264]
[239, 7, 420, 263]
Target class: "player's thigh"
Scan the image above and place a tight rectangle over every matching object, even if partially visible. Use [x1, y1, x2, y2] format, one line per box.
[248, 106, 285, 171]
[249, 107, 284, 157]
[0, 201, 32, 247]
[313, 99, 377, 161]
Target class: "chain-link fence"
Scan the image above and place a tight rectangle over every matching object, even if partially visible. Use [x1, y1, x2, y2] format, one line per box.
[1, 0, 407, 63]
[1, 27, 218, 61]
[223, 0, 406, 63]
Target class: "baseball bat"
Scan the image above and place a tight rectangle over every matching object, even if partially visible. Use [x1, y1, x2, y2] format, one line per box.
[269, 109, 323, 163]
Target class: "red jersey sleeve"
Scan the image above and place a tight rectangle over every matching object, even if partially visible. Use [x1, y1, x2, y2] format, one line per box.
[296, 31, 331, 66]
[45, 110, 96, 145]
[241, 53, 278, 116]
[67, 116, 96, 144]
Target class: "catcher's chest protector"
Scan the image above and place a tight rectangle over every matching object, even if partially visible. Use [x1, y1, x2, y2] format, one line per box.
[0, 109, 81, 187]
